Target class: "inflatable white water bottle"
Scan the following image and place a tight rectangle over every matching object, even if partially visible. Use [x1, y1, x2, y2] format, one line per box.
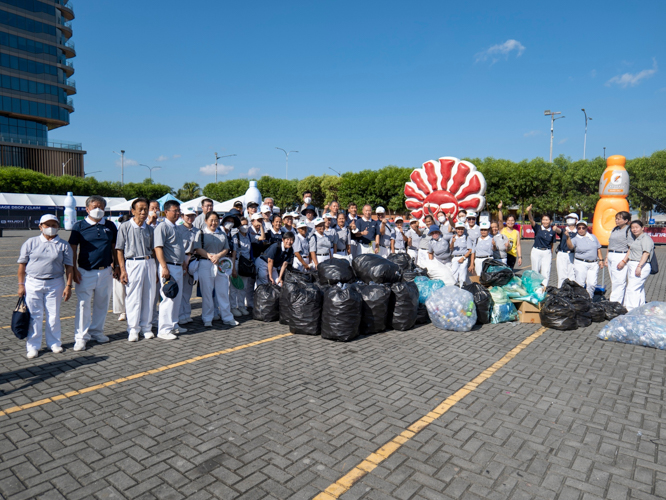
[63, 191, 76, 230]
[244, 181, 261, 209]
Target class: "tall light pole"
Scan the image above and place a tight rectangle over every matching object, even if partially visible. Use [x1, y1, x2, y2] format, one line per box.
[581, 108, 592, 159]
[62, 157, 73, 176]
[139, 164, 162, 181]
[214, 153, 237, 183]
[603, 147, 606, 160]
[276, 147, 298, 179]
[544, 110, 565, 163]
[84, 170, 102, 177]
[113, 150, 125, 186]
[328, 167, 341, 176]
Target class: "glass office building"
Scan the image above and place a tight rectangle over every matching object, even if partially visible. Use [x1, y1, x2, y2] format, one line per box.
[0, 0, 85, 176]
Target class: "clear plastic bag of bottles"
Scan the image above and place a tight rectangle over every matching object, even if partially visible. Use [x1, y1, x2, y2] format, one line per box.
[425, 286, 477, 332]
[598, 302, 666, 349]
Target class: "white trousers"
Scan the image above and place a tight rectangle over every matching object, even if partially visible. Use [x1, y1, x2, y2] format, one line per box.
[179, 271, 194, 322]
[451, 257, 469, 286]
[199, 260, 234, 322]
[255, 258, 279, 285]
[556, 252, 575, 287]
[74, 267, 113, 342]
[314, 254, 331, 266]
[125, 259, 157, 335]
[359, 242, 376, 255]
[230, 275, 253, 308]
[531, 248, 552, 287]
[573, 259, 598, 298]
[293, 255, 310, 271]
[474, 256, 490, 277]
[158, 264, 183, 335]
[112, 278, 125, 314]
[607, 252, 629, 303]
[407, 249, 418, 266]
[625, 261, 651, 311]
[25, 276, 64, 352]
[378, 246, 390, 258]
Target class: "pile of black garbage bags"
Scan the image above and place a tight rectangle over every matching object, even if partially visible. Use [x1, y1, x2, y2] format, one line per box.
[253, 254, 426, 341]
[539, 279, 627, 330]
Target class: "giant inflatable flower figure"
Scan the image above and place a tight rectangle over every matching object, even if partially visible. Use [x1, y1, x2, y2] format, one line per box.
[404, 157, 487, 219]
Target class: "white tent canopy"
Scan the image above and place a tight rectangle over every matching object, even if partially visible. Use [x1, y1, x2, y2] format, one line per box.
[107, 198, 137, 212]
[180, 196, 220, 212]
[0, 193, 127, 209]
[213, 195, 245, 213]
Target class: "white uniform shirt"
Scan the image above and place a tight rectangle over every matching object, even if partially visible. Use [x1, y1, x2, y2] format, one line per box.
[18, 234, 73, 279]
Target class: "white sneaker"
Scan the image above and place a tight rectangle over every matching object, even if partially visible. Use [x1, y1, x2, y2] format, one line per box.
[118, 313, 126, 321]
[203, 321, 213, 327]
[174, 325, 188, 334]
[51, 346, 63, 354]
[143, 331, 155, 339]
[128, 332, 139, 342]
[73, 341, 86, 351]
[157, 332, 177, 340]
[91, 335, 109, 343]
[27, 349, 38, 359]
[223, 320, 240, 326]
[231, 308, 242, 318]
[239, 307, 249, 316]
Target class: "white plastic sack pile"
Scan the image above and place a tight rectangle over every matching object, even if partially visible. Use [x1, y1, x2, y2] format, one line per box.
[423, 258, 456, 286]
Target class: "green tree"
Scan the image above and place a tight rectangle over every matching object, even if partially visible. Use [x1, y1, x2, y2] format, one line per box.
[373, 166, 412, 213]
[121, 178, 173, 200]
[176, 182, 202, 202]
[319, 174, 343, 206]
[627, 151, 666, 219]
[338, 170, 380, 209]
[257, 176, 299, 211]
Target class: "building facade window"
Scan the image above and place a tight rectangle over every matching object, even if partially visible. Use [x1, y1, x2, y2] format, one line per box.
[0, 0, 56, 16]
[0, 9, 57, 37]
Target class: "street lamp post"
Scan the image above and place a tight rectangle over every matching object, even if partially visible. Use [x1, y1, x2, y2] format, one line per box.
[603, 147, 606, 160]
[112, 150, 126, 186]
[62, 158, 73, 176]
[84, 170, 102, 177]
[139, 164, 162, 181]
[214, 153, 237, 183]
[581, 108, 592, 160]
[328, 167, 341, 176]
[544, 110, 565, 163]
[276, 147, 298, 179]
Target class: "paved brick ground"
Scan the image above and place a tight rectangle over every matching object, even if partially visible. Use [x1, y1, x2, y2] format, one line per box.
[0, 230, 664, 500]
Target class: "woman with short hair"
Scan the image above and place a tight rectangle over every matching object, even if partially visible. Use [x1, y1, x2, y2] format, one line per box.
[605, 211, 633, 303]
[617, 221, 654, 311]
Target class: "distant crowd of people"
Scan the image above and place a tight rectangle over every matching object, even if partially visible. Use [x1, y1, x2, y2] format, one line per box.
[16, 191, 655, 359]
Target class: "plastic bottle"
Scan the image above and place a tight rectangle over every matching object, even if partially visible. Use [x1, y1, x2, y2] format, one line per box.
[63, 191, 76, 230]
[593, 155, 630, 246]
[244, 181, 262, 212]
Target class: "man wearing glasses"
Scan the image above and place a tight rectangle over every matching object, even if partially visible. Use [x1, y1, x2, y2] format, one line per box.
[194, 198, 214, 230]
[154, 200, 188, 340]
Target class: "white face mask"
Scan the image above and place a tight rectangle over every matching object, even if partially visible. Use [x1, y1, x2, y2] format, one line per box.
[438, 215, 446, 222]
[224, 221, 234, 230]
[89, 207, 105, 220]
[42, 227, 58, 236]
[240, 225, 248, 233]
[304, 197, 312, 204]
[149, 211, 156, 217]
[566, 218, 576, 226]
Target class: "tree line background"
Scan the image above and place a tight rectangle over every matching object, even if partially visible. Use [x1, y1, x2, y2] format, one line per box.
[1, 150, 664, 219]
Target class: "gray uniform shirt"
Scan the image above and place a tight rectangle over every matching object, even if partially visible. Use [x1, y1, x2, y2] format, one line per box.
[467, 225, 481, 245]
[492, 233, 511, 260]
[193, 213, 207, 230]
[451, 234, 474, 256]
[324, 228, 338, 248]
[378, 222, 395, 248]
[18, 234, 73, 279]
[308, 232, 332, 255]
[115, 219, 154, 259]
[629, 232, 654, 261]
[394, 227, 406, 251]
[335, 226, 350, 252]
[199, 230, 230, 254]
[428, 233, 453, 263]
[154, 219, 186, 265]
[179, 225, 200, 254]
[235, 231, 252, 260]
[571, 233, 601, 261]
[405, 228, 421, 250]
[474, 236, 494, 258]
[293, 233, 309, 258]
[419, 226, 433, 250]
[608, 225, 634, 252]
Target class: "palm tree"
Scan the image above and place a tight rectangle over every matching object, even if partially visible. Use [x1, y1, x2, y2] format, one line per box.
[177, 182, 202, 201]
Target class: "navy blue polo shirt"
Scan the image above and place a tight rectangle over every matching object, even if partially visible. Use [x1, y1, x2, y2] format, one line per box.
[69, 218, 117, 270]
[260, 242, 294, 268]
[268, 229, 283, 245]
[557, 227, 578, 253]
[532, 224, 557, 250]
[355, 218, 379, 245]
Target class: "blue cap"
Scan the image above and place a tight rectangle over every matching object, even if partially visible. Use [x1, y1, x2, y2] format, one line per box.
[428, 225, 442, 235]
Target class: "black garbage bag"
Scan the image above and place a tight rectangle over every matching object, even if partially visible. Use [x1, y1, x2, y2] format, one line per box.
[589, 302, 606, 323]
[351, 282, 391, 334]
[321, 286, 363, 341]
[600, 301, 627, 320]
[569, 294, 592, 328]
[463, 282, 493, 325]
[402, 267, 428, 282]
[388, 281, 419, 331]
[561, 279, 589, 299]
[253, 284, 281, 322]
[546, 285, 565, 297]
[539, 295, 577, 330]
[387, 253, 415, 272]
[352, 254, 403, 284]
[288, 283, 323, 335]
[279, 282, 298, 325]
[317, 259, 355, 285]
[480, 259, 514, 287]
[416, 303, 431, 325]
[285, 268, 315, 286]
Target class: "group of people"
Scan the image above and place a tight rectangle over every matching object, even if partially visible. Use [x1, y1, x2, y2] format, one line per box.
[15, 190, 656, 359]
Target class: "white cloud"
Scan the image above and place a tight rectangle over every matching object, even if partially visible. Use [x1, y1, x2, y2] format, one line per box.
[590, 69, 597, 78]
[475, 39, 525, 63]
[155, 155, 169, 162]
[173, 154, 181, 159]
[524, 130, 540, 137]
[116, 158, 138, 167]
[606, 58, 657, 88]
[200, 163, 234, 176]
[558, 138, 568, 145]
[239, 167, 260, 178]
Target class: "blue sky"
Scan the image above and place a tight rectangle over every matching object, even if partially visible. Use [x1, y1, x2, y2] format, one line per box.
[55, 0, 665, 189]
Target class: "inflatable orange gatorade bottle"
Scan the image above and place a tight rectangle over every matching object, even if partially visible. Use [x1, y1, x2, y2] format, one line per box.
[593, 155, 630, 246]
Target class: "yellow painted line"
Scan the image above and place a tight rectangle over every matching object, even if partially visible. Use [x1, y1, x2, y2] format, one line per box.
[314, 326, 549, 500]
[0, 332, 293, 418]
[0, 275, 16, 278]
[1, 294, 17, 297]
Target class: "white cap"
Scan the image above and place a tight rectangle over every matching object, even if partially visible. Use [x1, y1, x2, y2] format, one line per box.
[455, 222, 465, 229]
[297, 221, 308, 229]
[39, 214, 59, 225]
[182, 207, 197, 216]
[566, 213, 579, 219]
[466, 212, 477, 218]
[479, 221, 490, 229]
[376, 206, 385, 214]
[324, 213, 335, 219]
[576, 220, 588, 227]
[313, 217, 325, 226]
[251, 213, 264, 221]
[260, 205, 271, 213]
[395, 216, 404, 222]
[283, 212, 294, 219]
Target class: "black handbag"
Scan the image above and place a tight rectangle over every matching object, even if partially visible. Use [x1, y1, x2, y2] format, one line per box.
[11, 296, 30, 340]
[237, 232, 256, 278]
[650, 251, 659, 275]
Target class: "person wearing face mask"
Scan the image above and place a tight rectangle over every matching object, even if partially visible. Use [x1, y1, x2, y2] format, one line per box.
[231, 217, 253, 315]
[177, 207, 201, 326]
[526, 204, 560, 287]
[450, 222, 474, 286]
[194, 212, 238, 327]
[309, 218, 333, 268]
[300, 191, 315, 214]
[564, 221, 604, 298]
[375, 207, 395, 257]
[555, 213, 580, 287]
[193, 198, 214, 230]
[146, 200, 162, 227]
[69, 195, 118, 351]
[17, 214, 74, 359]
[115, 198, 157, 342]
[605, 211, 633, 303]
[471, 222, 493, 276]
